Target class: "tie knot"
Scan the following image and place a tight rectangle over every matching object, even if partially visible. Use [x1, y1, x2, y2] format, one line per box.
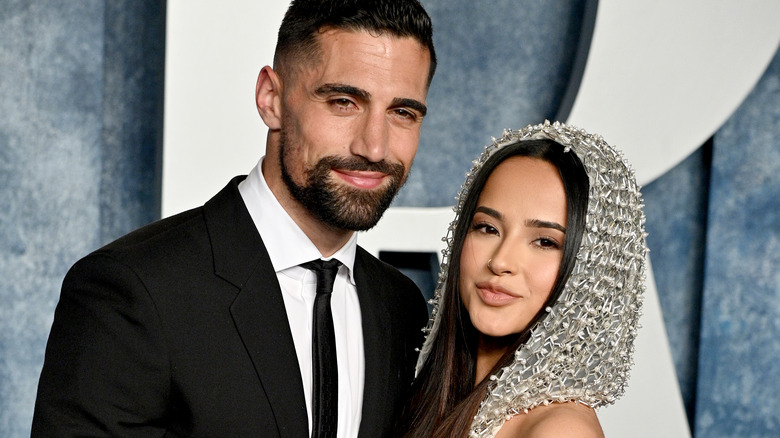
[301, 259, 342, 296]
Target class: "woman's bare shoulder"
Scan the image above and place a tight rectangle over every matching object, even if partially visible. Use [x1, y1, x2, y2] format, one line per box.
[495, 402, 604, 438]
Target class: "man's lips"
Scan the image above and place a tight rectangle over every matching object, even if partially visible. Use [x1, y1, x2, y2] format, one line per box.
[476, 282, 520, 306]
[332, 168, 388, 189]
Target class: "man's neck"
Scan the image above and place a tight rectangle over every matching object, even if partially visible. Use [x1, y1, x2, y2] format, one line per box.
[261, 159, 353, 258]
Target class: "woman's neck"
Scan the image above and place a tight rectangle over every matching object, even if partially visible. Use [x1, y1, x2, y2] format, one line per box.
[475, 334, 515, 384]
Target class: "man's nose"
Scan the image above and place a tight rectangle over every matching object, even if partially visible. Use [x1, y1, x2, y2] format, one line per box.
[350, 110, 389, 162]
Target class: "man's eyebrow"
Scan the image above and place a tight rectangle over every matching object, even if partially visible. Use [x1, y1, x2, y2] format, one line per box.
[391, 97, 427, 117]
[526, 218, 566, 234]
[315, 83, 427, 117]
[315, 83, 370, 100]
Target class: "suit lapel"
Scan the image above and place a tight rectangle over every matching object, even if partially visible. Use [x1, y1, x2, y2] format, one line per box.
[205, 178, 308, 438]
[353, 251, 395, 438]
[230, 266, 309, 438]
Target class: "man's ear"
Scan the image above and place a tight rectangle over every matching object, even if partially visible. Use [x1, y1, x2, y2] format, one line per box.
[255, 65, 283, 130]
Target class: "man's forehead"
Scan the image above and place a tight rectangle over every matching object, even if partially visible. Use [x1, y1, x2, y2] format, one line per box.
[303, 29, 430, 95]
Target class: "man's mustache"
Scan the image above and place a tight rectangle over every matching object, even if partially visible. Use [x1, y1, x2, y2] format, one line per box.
[318, 155, 405, 177]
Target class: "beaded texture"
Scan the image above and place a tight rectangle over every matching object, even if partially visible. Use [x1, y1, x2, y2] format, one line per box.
[416, 121, 649, 437]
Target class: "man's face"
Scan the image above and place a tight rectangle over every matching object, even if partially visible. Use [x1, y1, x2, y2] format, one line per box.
[279, 29, 431, 231]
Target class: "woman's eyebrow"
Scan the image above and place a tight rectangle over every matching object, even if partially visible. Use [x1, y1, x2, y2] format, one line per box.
[526, 218, 566, 233]
[475, 206, 502, 220]
[475, 207, 565, 233]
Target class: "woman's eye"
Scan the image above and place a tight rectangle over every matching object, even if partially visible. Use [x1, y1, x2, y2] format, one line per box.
[535, 237, 561, 249]
[472, 223, 498, 235]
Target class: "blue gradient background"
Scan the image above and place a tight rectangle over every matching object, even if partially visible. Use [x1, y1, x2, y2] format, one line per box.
[0, 2, 164, 435]
[1, 1, 779, 436]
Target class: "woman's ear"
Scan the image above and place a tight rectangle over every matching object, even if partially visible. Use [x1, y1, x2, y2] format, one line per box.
[255, 65, 283, 130]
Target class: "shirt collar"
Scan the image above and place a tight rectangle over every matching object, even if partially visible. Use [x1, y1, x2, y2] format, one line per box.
[238, 157, 357, 283]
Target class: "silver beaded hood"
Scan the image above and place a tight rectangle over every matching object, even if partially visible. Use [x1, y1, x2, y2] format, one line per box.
[417, 121, 648, 437]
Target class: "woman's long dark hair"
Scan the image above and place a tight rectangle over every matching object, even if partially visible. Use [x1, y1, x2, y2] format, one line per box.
[395, 139, 589, 438]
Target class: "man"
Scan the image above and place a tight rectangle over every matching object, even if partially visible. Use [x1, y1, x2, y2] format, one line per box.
[31, 0, 436, 436]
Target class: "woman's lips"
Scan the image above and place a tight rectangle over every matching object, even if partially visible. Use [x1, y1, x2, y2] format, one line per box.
[476, 282, 520, 306]
[333, 169, 387, 189]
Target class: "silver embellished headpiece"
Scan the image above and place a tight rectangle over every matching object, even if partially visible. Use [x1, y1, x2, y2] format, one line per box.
[417, 121, 648, 437]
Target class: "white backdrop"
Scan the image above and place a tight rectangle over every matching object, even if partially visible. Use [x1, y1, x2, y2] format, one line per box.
[162, 1, 287, 217]
[163, 1, 780, 436]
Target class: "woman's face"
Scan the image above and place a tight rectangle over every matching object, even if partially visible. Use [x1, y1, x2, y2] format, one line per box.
[459, 155, 567, 338]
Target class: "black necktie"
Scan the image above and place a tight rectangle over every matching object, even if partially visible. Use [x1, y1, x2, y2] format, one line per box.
[301, 259, 341, 438]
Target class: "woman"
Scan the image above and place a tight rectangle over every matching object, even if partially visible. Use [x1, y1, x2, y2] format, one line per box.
[396, 121, 648, 438]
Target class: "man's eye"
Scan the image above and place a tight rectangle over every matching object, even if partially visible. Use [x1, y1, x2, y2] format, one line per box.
[332, 98, 354, 108]
[393, 108, 416, 120]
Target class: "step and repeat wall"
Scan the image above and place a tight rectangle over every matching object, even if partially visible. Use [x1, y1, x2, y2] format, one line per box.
[2, 1, 779, 436]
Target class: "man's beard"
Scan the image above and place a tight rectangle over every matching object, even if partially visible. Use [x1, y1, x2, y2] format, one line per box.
[279, 138, 407, 231]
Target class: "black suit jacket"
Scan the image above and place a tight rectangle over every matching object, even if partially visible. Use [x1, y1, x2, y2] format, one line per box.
[32, 177, 428, 437]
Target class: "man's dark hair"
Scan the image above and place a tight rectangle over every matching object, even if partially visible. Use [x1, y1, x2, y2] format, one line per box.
[274, 0, 437, 86]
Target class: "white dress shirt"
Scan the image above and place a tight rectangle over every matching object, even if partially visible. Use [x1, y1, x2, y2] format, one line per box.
[238, 158, 364, 438]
